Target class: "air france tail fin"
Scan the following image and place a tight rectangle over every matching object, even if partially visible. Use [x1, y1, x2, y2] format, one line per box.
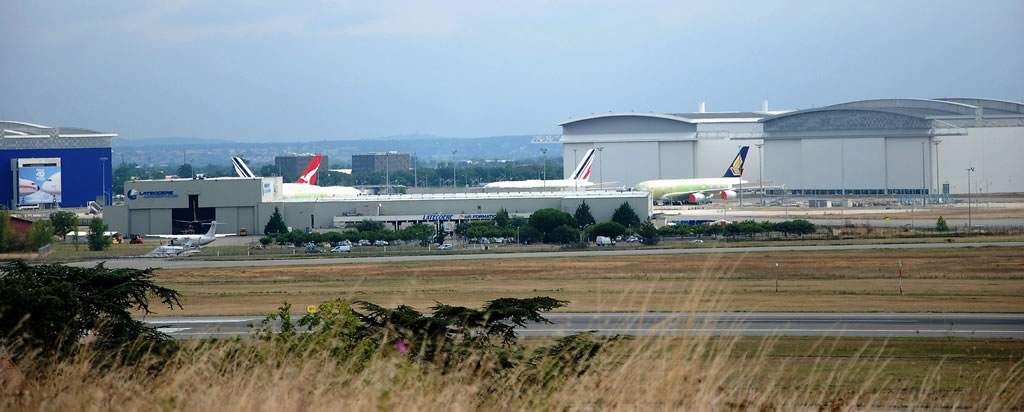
[232, 157, 255, 178]
[571, 149, 597, 181]
[722, 146, 750, 178]
[296, 155, 323, 185]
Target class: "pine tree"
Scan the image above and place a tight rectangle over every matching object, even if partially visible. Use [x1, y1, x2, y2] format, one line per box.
[936, 216, 950, 232]
[574, 201, 595, 229]
[264, 207, 288, 235]
[611, 202, 641, 228]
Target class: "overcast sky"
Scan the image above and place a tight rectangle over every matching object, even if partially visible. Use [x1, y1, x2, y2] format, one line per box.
[2, 1, 1022, 142]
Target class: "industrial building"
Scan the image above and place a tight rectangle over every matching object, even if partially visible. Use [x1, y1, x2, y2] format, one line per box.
[352, 152, 411, 173]
[104, 177, 651, 236]
[1, 120, 115, 209]
[557, 98, 1024, 195]
[558, 104, 779, 189]
[275, 154, 329, 183]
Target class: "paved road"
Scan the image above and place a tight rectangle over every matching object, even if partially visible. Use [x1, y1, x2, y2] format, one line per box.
[71, 241, 1024, 270]
[143, 312, 1024, 339]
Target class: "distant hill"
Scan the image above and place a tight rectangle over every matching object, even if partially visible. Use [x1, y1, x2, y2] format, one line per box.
[112, 135, 561, 167]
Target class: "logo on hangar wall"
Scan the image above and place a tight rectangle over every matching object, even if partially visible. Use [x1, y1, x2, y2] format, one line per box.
[127, 189, 177, 200]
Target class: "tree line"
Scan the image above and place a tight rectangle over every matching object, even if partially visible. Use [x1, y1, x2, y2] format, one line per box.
[260, 201, 656, 247]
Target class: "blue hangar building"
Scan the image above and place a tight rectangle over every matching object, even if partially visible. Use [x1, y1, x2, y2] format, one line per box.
[1, 121, 116, 209]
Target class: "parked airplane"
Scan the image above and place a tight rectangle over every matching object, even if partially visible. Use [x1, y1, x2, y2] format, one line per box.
[634, 146, 750, 203]
[483, 148, 601, 190]
[232, 156, 362, 198]
[149, 221, 231, 247]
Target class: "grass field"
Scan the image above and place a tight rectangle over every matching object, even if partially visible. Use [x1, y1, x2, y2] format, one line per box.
[145, 246, 1024, 316]
[7, 333, 1021, 410]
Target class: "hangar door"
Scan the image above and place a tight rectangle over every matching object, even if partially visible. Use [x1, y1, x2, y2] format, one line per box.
[172, 194, 215, 234]
[129, 209, 150, 236]
[238, 207, 255, 235]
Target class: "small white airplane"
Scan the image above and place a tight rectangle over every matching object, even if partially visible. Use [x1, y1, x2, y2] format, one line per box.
[232, 155, 363, 198]
[149, 221, 231, 247]
[483, 148, 606, 190]
[147, 244, 201, 257]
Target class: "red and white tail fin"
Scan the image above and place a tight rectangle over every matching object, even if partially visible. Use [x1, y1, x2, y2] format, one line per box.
[295, 155, 323, 185]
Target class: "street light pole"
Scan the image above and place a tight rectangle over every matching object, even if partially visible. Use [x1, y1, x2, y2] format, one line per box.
[596, 146, 604, 189]
[451, 149, 457, 189]
[933, 139, 942, 196]
[385, 153, 390, 195]
[756, 143, 764, 205]
[99, 157, 108, 206]
[413, 152, 417, 188]
[573, 149, 578, 191]
[921, 141, 928, 205]
[967, 167, 974, 231]
[540, 148, 548, 187]
[737, 145, 744, 207]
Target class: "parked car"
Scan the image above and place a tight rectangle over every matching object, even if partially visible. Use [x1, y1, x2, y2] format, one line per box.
[373, 240, 389, 246]
[358, 239, 371, 246]
[305, 247, 323, 254]
[330, 245, 351, 253]
[437, 244, 453, 251]
[691, 239, 704, 244]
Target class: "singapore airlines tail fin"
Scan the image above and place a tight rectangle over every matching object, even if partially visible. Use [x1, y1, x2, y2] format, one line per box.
[295, 155, 323, 185]
[722, 146, 750, 178]
[571, 149, 597, 182]
[231, 157, 256, 178]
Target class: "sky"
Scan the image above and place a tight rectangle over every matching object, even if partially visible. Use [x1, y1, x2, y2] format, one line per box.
[2, 0, 1022, 142]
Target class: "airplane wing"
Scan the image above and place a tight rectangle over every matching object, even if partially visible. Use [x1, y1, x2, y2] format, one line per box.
[149, 234, 193, 239]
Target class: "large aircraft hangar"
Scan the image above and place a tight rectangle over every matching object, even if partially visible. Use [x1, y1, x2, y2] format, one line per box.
[104, 177, 651, 236]
[557, 98, 1024, 195]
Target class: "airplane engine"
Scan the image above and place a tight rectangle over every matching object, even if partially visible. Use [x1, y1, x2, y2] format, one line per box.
[689, 193, 706, 203]
[720, 190, 737, 200]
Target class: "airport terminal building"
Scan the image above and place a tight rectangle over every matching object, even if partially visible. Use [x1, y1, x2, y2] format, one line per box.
[557, 98, 1024, 195]
[104, 177, 651, 236]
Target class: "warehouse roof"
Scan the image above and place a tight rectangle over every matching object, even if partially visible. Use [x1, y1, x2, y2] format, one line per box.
[0, 120, 116, 138]
[760, 98, 1024, 133]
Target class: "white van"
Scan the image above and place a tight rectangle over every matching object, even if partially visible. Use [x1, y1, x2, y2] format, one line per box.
[595, 236, 615, 246]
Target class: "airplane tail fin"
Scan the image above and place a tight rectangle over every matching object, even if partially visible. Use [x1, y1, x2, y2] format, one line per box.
[722, 146, 750, 178]
[204, 221, 217, 237]
[232, 157, 256, 178]
[296, 155, 323, 185]
[570, 149, 597, 182]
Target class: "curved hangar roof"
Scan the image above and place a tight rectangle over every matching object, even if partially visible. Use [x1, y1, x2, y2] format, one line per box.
[1, 120, 116, 138]
[759, 98, 1024, 136]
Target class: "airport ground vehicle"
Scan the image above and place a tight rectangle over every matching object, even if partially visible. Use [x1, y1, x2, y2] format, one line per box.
[596, 236, 615, 246]
[129, 235, 144, 244]
[330, 245, 351, 253]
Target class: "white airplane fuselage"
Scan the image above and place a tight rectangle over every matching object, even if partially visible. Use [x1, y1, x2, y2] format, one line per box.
[483, 179, 597, 190]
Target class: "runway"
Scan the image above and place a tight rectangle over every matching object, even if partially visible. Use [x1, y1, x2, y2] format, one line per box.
[71, 241, 1024, 270]
[143, 312, 1024, 340]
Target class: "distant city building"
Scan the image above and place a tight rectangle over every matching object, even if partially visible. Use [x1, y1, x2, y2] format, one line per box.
[352, 152, 411, 173]
[275, 153, 328, 183]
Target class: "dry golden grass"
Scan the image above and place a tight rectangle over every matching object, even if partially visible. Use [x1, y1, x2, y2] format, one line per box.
[148, 247, 1024, 316]
[6, 299, 1023, 410]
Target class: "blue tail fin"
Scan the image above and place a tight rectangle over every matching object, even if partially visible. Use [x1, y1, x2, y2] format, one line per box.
[722, 146, 749, 178]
